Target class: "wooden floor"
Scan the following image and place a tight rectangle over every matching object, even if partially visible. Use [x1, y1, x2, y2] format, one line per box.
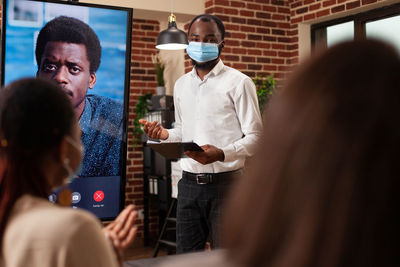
[123, 245, 169, 261]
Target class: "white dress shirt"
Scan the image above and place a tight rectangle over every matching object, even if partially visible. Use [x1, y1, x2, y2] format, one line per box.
[166, 60, 263, 173]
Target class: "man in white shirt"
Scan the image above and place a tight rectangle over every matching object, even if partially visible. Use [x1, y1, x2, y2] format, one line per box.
[140, 14, 262, 253]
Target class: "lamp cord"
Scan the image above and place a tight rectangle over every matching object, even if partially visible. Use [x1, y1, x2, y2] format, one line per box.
[170, 0, 173, 14]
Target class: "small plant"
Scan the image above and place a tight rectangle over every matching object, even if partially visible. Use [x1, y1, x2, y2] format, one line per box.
[151, 53, 165, 87]
[253, 75, 277, 114]
[133, 92, 152, 144]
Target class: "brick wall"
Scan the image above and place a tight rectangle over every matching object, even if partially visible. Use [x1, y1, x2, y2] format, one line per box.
[189, 0, 293, 80]
[127, 19, 160, 241]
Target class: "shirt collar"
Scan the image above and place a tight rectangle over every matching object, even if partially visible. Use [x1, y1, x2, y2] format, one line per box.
[190, 59, 225, 79]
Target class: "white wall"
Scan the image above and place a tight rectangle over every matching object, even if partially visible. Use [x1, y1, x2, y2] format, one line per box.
[81, 0, 205, 23]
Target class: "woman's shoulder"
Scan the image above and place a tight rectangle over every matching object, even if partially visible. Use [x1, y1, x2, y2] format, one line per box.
[2, 195, 118, 267]
[5, 195, 101, 244]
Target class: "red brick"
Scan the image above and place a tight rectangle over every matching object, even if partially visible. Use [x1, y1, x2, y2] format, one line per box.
[296, 7, 308, 14]
[232, 48, 247, 54]
[226, 24, 240, 31]
[257, 27, 271, 34]
[215, 0, 230, 5]
[242, 56, 256, 62]
[232, 63, 247, 69]
[272, 14, 286, 20]
[232, 32, 247, 39]
[263, 65, 277, 71]
[304, 0, 315, 4]
[277, 7, 290, 14]
[362, 0, 377, 4]
[271, 58, 285, 64]
[287, 44, 299, 50]
[256, 12, 271, 19]
[241, 41, 257, 47]
[346, 0, 360, 9]
[231, 0, 246, 8]
[240, 10, 255, 17]
[224, 47, 232, 53]
[277, 22, 291, 29]
[291, 1, 302, 8]
[257, 57, 271, 63]
[317, 9, 330, 17]
[231, 17, 246, 24]
[278, 37, 291, 43]
[257, 43, 271, 49]
[226, 39, 241, 46]
[248, 64, 262, 70]
[332, 5, 345, 13]
[272, 43, 286, 49]
[310, 3, 321, 11]
[224, 8, 239, 15]
[323, 0, 336, 7]
[214, 6, 224, 13]
[291, 17, 303, 23]
[224, 55, 240, 61]
[248, 34, 263, 40]
[278, 51, 291, 57]
[241, 25, 256, 32]
[248, 19, 263, 26]
[265, 6, 278, 12]
[247, 3, 262, 10]
[263, 20, 277, 27]
[304, 13, 316, 21]
[248, 49, 262, 55]
[272, 29, 286, 35]
[263, 35, 277, 42]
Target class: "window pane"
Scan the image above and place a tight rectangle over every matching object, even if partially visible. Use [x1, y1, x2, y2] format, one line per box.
[366, 15, 400, 53]
[327, 21, 354, 47]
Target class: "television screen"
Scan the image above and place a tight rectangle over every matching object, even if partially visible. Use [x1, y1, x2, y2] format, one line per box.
[1, 0, 133, 220]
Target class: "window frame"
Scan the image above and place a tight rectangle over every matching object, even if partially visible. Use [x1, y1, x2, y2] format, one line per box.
[311, 3, 400, 51]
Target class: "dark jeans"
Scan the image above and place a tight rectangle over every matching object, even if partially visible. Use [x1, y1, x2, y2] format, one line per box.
[176, 172, 238, 254]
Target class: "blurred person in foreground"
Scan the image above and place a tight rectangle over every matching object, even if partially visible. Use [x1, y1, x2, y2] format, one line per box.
[0, 78, 136, 267]
[159, 39, 400, 266]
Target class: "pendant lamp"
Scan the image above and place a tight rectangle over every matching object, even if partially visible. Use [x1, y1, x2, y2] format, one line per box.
[156, 1, 188, 50]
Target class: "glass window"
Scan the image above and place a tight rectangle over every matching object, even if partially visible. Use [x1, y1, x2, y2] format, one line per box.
[327, 21, 354, 47]
[366, 15, 400, 53]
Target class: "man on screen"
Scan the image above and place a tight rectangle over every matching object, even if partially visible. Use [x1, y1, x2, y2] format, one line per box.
[35, 16, 123, 177]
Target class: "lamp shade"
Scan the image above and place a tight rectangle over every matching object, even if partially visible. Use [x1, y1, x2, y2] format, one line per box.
[156, 14, 188, 50]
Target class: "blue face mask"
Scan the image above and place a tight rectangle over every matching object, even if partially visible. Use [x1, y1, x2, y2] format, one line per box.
[186, 42, 221, 63]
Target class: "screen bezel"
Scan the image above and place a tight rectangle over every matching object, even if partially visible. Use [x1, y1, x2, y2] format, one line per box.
[1, 0, 133, 221]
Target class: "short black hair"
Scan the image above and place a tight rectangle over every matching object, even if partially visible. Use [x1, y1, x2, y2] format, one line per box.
[35, 16, 101, 73]
[188, 14, 225, 40]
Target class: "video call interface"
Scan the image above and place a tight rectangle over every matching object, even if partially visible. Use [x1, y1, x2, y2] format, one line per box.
[1, 0, 132, 219]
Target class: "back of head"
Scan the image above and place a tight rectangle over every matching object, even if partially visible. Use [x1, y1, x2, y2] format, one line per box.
[223, 39, 400, 267]
[35, 16, 101, 73]
[0, 77, 75, 244]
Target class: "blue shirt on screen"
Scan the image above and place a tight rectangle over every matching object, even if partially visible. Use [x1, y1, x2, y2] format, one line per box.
[79, 94, 123, 177]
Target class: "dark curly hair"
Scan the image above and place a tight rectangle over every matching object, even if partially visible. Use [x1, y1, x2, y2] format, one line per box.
[35, 16, 101, 73]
